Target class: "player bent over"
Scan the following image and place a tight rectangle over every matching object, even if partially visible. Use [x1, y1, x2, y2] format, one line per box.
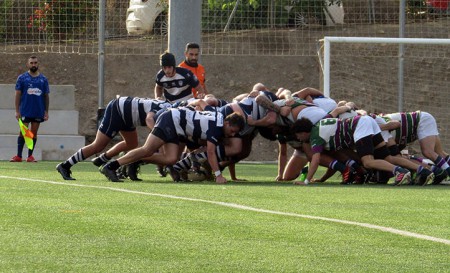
[56, 97, 171, 180]
[291, 116, 412, 185]
[99, 107, 245, 183]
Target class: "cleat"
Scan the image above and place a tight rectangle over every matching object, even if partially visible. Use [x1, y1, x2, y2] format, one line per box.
[92, 155, 107, 167]
[414, 169, 434, 186]
[156, 165, 167, 177]
[354, 167, 370, 184]
[167, 166, 181, 182]
[10, 155, 22, 162]
[127, 162, 142, 181]
[340, 166, 355, 185]
[56, 163, 75, 180]
[393, 168, 411, 186]
[100, 164, 123, 182]
[26, 155, 37, 162]
[116, 165, 128, 179]
[432, 169, 448, 185]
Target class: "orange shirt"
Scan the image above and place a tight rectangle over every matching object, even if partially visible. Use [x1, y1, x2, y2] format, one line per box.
[178, 61, 206, 98]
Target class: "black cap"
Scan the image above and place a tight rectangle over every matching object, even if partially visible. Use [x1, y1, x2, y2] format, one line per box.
[160, 52, 176, 67]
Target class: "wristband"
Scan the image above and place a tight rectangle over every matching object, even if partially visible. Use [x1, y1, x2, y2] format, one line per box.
[304, 179, 310, 185]
[214, 170, 222, 177]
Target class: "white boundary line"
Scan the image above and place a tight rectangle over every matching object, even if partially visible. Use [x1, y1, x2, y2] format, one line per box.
[1, 175, 450, 246]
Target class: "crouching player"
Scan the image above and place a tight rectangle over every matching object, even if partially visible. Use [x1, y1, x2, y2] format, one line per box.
[291, 116, 413, 186]
[99, 106, 245, 183]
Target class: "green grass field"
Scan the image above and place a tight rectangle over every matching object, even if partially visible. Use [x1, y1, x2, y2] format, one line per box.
[1, 161, 449, 272]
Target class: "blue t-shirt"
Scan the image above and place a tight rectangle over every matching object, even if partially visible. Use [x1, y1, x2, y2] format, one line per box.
[15, 72, 50, 118]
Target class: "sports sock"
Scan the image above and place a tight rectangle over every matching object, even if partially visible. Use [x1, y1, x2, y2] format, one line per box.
[64, 148, 85, 167]
[28, 138, 37, 157]
[433, 156, 449, 171]
[329, 160, 346, 172]
[17, 135, 25, 158]
[173, 156, 192, 172]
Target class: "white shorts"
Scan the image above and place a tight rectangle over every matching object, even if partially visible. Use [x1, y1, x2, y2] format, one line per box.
[418, 112, 439, 140]
[297, 106, 327, 125]
[353, 116, 381, 143]
[313, 97, 337, 113]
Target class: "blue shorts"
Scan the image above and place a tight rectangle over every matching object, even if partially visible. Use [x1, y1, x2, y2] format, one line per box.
[98, 99, 135, 138]
[152, 111, 179, 144]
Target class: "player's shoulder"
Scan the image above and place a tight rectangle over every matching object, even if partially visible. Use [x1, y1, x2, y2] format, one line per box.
[175, 66, 192, 75]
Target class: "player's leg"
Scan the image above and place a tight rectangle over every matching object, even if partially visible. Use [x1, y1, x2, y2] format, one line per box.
[26, 120, 41, 161]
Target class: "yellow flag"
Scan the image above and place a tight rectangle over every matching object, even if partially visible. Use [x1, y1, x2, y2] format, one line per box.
[18, 119, 34, 150]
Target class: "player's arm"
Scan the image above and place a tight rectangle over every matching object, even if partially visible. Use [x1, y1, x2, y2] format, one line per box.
[328, 105, 352, 118]
[379, 120, 400, 131]
[154, 84, 164, 100]
[44, 92, 49, 120]
[246, 111, 277, 127]
[291, 87, 323, 99]
[145, 112, 156, 130]
[14, 90, 21, 119]
[255, 94, 281, 113]
[277, 142, 288, 181]
[305, 152, 320, 183]
[188, 99, 209, 111]
[194, 81, 206, 99]
[206, 141, 226, 184]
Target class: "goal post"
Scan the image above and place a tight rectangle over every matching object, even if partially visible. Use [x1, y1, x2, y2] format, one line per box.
[321, 36, 450, 111]
[318, 36, 450, 152]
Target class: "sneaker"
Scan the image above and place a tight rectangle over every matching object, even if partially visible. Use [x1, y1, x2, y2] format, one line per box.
[156, 165, 167, 177]
[393, 168, 411, 186]
[100, 164, 123, 182]
[414, 169, 435, 186]
[127, 162, 142, 181]
[340, 166, 355, 185]
[26, 155, 37, 162]
[9, 155, 22, 162]
[92, 155, 107, 167]
[167, 166, 181, 182]
[432, 168, 448, 185]
[56, 163, 75, 180]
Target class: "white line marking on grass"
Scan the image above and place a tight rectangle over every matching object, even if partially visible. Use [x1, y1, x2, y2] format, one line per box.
[2, 175, 450, 246]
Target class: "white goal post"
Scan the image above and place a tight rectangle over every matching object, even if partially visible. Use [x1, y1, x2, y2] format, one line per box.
[321, 36, 450, 111]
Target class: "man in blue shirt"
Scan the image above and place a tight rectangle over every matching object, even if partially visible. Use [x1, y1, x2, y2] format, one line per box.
[11, 56, 50, 162]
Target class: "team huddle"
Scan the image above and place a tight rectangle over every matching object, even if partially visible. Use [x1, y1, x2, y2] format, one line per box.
[55, 48, 450, 186]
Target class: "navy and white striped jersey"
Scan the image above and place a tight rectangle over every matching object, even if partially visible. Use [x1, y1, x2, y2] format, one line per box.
[236, 90, 278, 135]
[166, 107, 224, 146]
[155, 67, 200, 103]
[117, 97, 172, 127]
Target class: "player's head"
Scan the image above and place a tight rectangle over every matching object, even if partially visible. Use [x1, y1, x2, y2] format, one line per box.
[224, 113, 245, 137]
[27, 55, 39, 73]
[160, 51, 176, 77]
[291, 117, 313, 141]
[184, 42, 200, 65]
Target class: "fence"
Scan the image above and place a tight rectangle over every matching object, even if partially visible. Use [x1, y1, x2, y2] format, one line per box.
[2, 1, 449, 56]
[1, 0, 450, 155]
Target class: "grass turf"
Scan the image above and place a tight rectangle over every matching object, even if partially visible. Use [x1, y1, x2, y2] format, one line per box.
[0, 161, 449, 272]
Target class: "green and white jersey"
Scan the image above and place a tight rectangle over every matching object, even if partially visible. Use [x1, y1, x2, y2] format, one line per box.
[310, 117, 360, 154]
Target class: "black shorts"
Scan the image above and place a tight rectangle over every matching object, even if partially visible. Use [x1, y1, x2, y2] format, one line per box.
[21, 116, 44, 123]
[355, 135, 374, 157]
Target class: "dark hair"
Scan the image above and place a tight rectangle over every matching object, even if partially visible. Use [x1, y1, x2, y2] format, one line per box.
[291, 117, 313, 134]
[185, 42, 200, 52]
[160, 51, 176, 67]
[225, 112, 245, 131]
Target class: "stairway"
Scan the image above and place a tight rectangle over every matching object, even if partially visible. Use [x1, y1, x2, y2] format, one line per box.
[0, 84, 86, 161]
